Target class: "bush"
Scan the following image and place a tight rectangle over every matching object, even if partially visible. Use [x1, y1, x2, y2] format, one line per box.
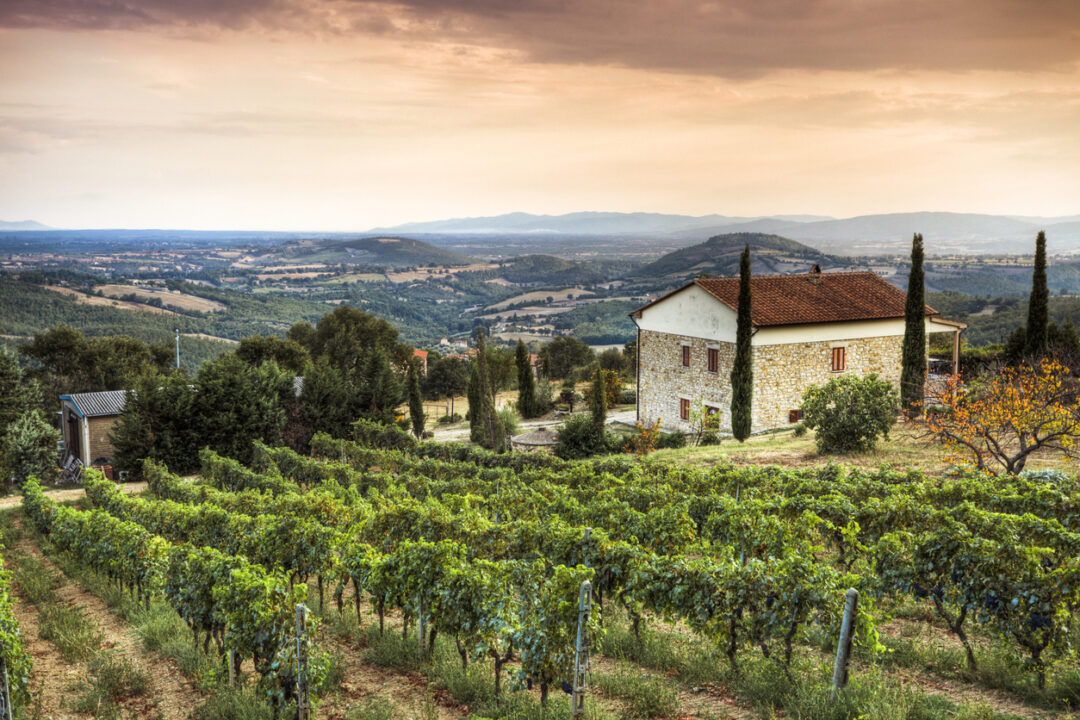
[655, 431, 687, 449]
[792, 422, 807, 437]
[497, 406, 520, 437]
[555, 413, 608, 459]
[698, 431, 721, 446]
[352, 418, 418, 451]
[436, 413, 463, 424]
[800, 373, 899, 454]
[618, 388, 637, 405]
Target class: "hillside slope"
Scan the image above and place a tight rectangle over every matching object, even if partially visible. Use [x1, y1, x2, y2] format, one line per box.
[635, 232, 838, 278]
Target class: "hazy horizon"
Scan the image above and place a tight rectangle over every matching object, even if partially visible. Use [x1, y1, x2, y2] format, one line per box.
[2, 1, 1079, 231]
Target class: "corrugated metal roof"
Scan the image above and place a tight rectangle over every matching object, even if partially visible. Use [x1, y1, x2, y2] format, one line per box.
[63, 390, 128, 417]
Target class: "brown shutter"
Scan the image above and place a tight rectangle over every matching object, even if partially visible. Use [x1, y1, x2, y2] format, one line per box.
[707, 348, 719, 373]
[682, 345, 691, 367]
[680, 398, 690, 420]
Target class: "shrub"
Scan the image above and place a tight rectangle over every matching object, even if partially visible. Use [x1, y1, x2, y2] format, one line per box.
[699, 431, 721, 446]
[555, 413, 607, 459]
[800, 373, 899, 454]
[352, 418, 418, 451]
[497, 406, 520, 437]
[655, 431, 687, 449]
[437, 413, 463, 424]
[618, 388, 637, 405]
[792, 422, 807, 437]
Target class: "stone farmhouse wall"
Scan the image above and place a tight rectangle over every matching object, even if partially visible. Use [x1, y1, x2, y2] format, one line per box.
[638, 329, 735, 430]
[750, 335, 902, 431]
[638, 329, 903, 433]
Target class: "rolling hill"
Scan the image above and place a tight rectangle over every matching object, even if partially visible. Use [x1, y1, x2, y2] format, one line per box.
[272, 235, 475, 268]
[635, 233, 840, 278]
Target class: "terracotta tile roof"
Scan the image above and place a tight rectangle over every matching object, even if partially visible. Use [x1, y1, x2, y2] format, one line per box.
[688, 270, 938, 327]
[413, 349, 429, 359]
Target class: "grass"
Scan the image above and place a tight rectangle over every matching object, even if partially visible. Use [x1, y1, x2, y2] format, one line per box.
[595, 670, 680, 720]
[347, 696, 402, 720]
[38, 602, 103, 662]
[72, 652, 151, 713]
[651, 419, 1076, 475]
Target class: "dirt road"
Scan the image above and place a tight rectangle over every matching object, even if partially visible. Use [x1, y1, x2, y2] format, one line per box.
[0, 481, 147, 510]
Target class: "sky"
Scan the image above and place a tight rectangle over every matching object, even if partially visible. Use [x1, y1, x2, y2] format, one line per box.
[1, 0, 1079, 230]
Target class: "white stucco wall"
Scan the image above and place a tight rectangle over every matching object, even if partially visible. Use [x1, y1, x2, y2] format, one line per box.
[635, 285, 737, 342]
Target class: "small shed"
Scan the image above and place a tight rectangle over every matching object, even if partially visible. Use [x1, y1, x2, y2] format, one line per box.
[510, 426, 559, 453]
[59, 390, 127, 467]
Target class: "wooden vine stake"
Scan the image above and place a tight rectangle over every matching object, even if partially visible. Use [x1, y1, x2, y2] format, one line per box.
[228, 649, 236, 688]
[571, 579, 592, 720]
[0, 657, 12, 720]
[831, 588, 859, 698]
[296, 603, 311, 720]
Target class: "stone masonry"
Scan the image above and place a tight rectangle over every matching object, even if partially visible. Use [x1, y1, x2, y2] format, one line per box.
[638, 329, 903, 433]
[750, 335, 902, 431]
[638, 329, 735, 431]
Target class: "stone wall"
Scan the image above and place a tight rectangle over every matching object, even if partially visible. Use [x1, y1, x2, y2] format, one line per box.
[638, 329, 735, 430]
[751, 335, 903, 431]
[86, 416, 118, 465]
[638, 329, 904, 432]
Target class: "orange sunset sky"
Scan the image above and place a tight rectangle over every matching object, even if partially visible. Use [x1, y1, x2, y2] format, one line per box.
[1, 0, 1078, 230]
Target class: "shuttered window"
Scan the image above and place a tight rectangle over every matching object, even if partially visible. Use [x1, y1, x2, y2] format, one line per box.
[707, 348, 719, 373]
[830, 346, 846, 372]
[680, 398, 690, 420]
[682, 345, 691, 367]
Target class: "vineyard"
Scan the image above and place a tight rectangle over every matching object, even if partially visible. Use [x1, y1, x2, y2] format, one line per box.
[2, 430, 1080, 718]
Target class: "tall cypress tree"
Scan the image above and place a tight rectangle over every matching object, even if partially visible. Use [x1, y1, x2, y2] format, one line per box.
[515, 340, 538, 418]
[901, 233, 927, 418]
[729, 245, 753, 441]
[407, 360, 425, 439]
[474, 328, 504, 451]
[466, 363, 482, 443]
[1026, 230, 1049, 358]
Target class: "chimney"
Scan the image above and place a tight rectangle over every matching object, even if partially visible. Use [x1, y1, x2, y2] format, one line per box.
[808, 263, 822, 285]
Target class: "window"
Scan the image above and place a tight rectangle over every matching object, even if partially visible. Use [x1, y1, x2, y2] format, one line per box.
[830, 346, 846, 372]
[681, 345, 691, 367]
[680, 398, 690, 420]
[705, 405, 721, 429]
[789, 409, 803, 423]
[707, 347, 719, 373]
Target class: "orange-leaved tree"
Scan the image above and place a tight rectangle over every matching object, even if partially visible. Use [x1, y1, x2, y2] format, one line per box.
[917, 358, 1080, 474]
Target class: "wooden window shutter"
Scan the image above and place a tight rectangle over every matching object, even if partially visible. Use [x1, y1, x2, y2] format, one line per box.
[680, 398, 690, 420]
[707, 348, 719, 373]
[682, 345, 691, 367]
[831, 346, 846, 372]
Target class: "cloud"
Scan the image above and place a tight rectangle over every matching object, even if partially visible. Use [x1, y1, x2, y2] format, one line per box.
[3, 0, 1080, 77]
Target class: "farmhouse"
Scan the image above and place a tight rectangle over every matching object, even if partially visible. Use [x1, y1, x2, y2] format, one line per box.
[630, 267, 964, 433]
[59, 390, 126, 468]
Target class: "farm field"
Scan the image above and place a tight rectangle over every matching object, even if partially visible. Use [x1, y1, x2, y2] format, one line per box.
[42, 285, 181, 316]
[3, 432, 1080, 719]
[96, 285, 227, 313]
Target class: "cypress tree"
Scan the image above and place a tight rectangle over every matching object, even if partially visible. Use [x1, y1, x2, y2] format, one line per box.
[590, 364, 607, 437]
[900, 233, 927, 418]
[474, 328, 504, 451]
[729, 245, 753, 441]
[408, 360, 425, 439]
[466, 363, 482, 443]
[515, 340, 538, 418]
[1026, 230, 1049, 358]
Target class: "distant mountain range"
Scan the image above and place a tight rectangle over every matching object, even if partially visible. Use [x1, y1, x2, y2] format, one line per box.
[0, 219, 51, 231]
[367, 211, 1080, 255]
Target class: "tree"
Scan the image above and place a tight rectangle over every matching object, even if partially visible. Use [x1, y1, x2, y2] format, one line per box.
[598, 348, 627, 375]
[236, 335, 311, 374]
[466, 363, 482, 442]
[539, 337, 594, 379]
[111, 369, 201, 477]
[515, 341, 540, 418]
[311, 306, 404, 377]
[292, 358, 363, 447]
[590, 364, 607, 436]
[408, 360, 425, 439]
[622, 338, 638, 378]
[358, 347, 403, 425]
[730, 244, 753, 441]
[425, 357, 469, 416]
[801, 373, 898, 454]
[920, 358, 1080, 474]
[1026, 231, 1049, 358]
[195, 354, 294, 466]
[286, 321, 317, 352]
[901, 232, 927, 417]
[1, 409, 60, 488]
[583, 368, 622, 410]
[0, 347, 42, 433]
[473, 328, 504, 451]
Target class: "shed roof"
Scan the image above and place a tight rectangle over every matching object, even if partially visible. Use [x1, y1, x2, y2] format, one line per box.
[511, 427, 559, 447]
[633, 270, 938, 328]
[61, 390, 128, 418]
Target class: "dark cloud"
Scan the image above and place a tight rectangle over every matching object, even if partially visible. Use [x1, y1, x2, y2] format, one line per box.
[4, 0, 1080, 77]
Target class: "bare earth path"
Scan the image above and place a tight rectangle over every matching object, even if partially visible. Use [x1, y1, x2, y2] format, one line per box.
[0, 482, 147, 510]
[12, 516, 203, 720]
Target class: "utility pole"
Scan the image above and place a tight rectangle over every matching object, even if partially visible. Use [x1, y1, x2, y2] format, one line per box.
[174, 328, 180, 370]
